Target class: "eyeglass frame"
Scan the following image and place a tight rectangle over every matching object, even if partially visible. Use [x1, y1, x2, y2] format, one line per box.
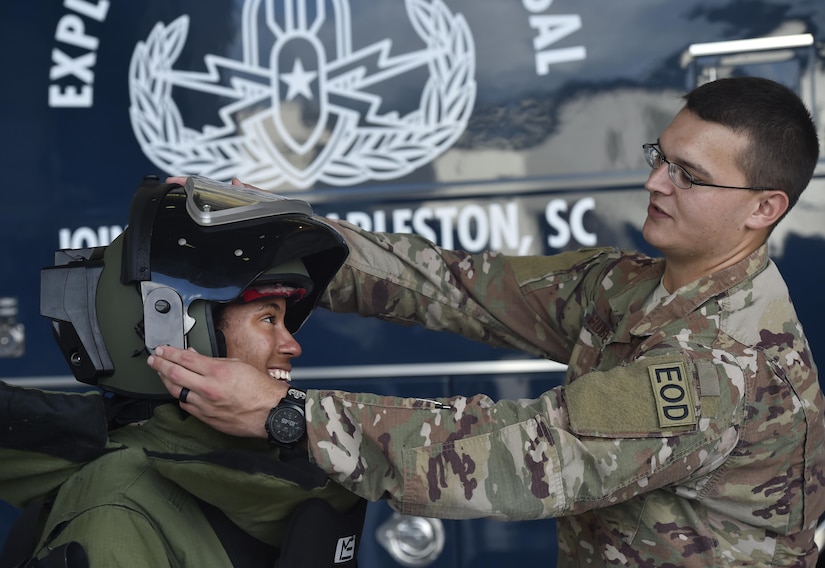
[642, 142, 772, 191]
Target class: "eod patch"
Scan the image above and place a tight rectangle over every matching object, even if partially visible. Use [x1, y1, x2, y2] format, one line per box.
[647, 361, 696, 428]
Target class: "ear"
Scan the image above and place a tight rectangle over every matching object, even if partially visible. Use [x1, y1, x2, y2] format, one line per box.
[745, 190, 789, 230]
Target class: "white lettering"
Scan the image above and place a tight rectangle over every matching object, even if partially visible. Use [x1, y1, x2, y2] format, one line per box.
[373, 210, 387, 232]
[523, 0, 553, 11]
[457, 205, 489, 252]
[392, 208, 414, 234]
[530, 15, 583, 51]
[327, 199, 596, 254]
[518, 235, 533, 256]
[535, 46, 587, 74]
[528, 14, 586, 75]
[64, 0, 111, 22]
[55, 15, 99, 50]
[108, 225, 124, 244]
[49, 49, 96, 83]
[67, 227, 96, 249]
[488, 202, 520, 251]
[570, 197, 596, 246]
[49, 84, 93, 107]
[49, 0, 110, 108]
[545, 199, 571, 248]
[545, 198, 597, 249]
[96, 225, 118, 246]
[326, 201, 535, 253]
[412, 208, 438, 243]
[433, 207, 458, 249]
[58, 228, 71, 250]
[59, 225, 123, 249]
[489, 203, 533, 255]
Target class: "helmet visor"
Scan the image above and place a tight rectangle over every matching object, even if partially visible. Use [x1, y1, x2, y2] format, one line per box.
[127, 177, 322, 307]
[184, 175, 312, 226]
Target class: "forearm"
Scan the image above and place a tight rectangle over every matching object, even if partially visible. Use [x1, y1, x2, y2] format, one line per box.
[320, 218, 577, 358]
[304, 388, 570, 520]
[303, 351, 739, 520]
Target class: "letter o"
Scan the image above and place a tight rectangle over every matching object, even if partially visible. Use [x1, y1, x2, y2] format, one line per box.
[660, 384, 685, 403]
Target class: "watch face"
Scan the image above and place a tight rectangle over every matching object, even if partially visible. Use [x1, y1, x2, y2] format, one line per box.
[268, 405, 305, 444]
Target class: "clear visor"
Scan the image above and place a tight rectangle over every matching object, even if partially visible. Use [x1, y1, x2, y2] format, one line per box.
[184, 176, 312, 226]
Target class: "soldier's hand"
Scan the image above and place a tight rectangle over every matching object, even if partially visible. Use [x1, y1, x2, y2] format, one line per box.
[147, 345, 286, 439]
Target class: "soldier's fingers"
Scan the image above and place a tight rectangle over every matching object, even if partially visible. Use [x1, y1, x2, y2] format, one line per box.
[231, 177, 261, 190]
[152, 345, 210, 374]
[147, 347, 200, 386]
[149, 355, 201, 404]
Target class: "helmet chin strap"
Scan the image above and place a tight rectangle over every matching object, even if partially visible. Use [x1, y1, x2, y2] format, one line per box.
[214, 329, 227, 357]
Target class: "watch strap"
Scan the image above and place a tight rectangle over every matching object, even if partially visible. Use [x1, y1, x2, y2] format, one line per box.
[265, 387, 307, 446]
[283, 387, 307, 408]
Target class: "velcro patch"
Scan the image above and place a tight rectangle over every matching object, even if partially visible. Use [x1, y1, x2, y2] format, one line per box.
[565, 353, 698, 437]
[647, 361, 696, 428]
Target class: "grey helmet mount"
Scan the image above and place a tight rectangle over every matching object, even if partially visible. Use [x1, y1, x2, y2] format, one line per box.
[41, 175, 348, 398]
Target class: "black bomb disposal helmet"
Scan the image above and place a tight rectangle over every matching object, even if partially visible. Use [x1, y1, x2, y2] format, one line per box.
[41, 175, 348, 398]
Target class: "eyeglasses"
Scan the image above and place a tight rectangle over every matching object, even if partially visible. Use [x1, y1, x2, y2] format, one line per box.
[642, 143, 770, 191]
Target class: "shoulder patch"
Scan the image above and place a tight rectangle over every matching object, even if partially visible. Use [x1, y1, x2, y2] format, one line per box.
[647, 361, 696, 428]
[565, 353, 699, 438]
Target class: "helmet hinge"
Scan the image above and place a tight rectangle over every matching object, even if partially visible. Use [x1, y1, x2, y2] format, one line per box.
[140, 282, 194, 353]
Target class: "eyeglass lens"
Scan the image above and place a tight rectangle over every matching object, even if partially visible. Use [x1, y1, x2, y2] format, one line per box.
[644, 145, 691, 189]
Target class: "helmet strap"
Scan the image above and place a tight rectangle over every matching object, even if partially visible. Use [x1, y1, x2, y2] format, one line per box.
[214, 329, 227, 358]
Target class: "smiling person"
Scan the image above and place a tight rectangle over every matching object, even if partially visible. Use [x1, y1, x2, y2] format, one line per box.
[150, 76, 825, 567]
[0, 177, 364, 567]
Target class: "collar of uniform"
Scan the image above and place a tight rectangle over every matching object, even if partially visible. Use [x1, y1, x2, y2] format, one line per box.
[620, 244, 770, 337]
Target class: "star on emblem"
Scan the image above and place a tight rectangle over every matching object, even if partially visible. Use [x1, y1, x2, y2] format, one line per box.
[280, 58, 317, 101]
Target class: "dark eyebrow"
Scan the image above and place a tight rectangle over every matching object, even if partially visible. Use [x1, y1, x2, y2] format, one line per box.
[252, 299, 286, 314]
[656, 138, 714, 180]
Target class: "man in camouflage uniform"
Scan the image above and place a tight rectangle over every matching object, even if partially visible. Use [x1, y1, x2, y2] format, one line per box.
[151, 76, 825, 566]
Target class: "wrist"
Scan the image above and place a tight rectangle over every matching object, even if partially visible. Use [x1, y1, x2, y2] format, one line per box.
[264, 387, 307, 446]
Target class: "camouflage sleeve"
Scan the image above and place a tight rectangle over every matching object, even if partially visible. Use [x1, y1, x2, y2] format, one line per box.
[305, 351, 738, 520]
[320, 218, 620, 361]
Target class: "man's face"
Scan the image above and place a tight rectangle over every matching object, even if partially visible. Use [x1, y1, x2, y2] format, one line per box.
[642, 108, 766, 270]
[218, 296, 301, 382]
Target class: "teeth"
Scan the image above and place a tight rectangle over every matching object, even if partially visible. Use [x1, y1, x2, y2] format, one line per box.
[269, 369, 291, 382]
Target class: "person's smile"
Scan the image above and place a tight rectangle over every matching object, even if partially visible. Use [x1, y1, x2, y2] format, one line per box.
[268, 368, 292, 382]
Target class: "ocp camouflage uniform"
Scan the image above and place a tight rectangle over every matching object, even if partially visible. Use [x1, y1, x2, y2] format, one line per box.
[305, 219, 825, 567]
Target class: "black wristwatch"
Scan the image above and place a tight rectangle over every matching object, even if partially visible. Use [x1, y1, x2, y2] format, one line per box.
[265, 387, 307, 446]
